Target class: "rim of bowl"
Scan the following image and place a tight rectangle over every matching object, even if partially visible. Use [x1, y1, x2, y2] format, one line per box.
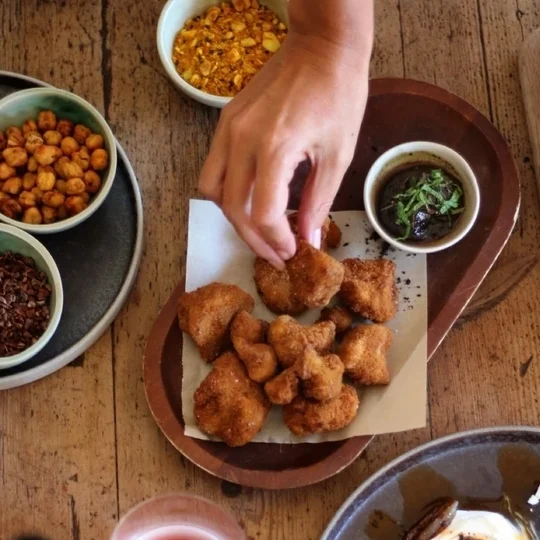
[0, 224, 64, 368]
[0, 87, 118, 234]
[363, 141, 481, 254]
[157, 0, 231, 108]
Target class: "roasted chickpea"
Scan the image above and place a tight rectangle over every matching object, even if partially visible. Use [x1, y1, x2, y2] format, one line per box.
[24, 131, 44, 154]
[0, 197, 22, 218]
[22, 207, 43, 225]
[0, 192, 8, 202]
[81, 192, 91, 204]
[57, 205, 68, 220]
[65, 195, 87, 215]
[0, 132, 6, 151]
[85, 134, 104, 151]
[43, 130, 63, 146]
[72, 147, 90, 171]
[22, 119, 38, 135]
[42, 190, 66, 208]
[83, 170, 102, 193]
[37, 166, 56, 191]
[66, 178, 86, 196]
[19, 190, 37, 208]
[2, 147, 28, 167]
[55, 180, 68, 195]
[90, 149, 108, 171]
[6, 126, 22, 139]
[42, 206, 58, 224]
[60, 136, 79, 156]
[31, 187, 44, 204]
[0, 162, 16, 181]
[56, 119, 74, 138]
[27, 156, 38, 173]
[63, 161, 84, 180]
[73, 124, 92, 145]
[7, 131, 25, 148]
[34, 145, 62, 166]
[54, 156, 70, 178]
[38, 110, 57, 131]
[22, 172, 37, 190]
[2, 177, 22, 195]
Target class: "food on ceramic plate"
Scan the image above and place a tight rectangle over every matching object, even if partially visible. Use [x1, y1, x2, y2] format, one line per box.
[254, 256, 307, 315]
[338, 324, 393, 385]
[230, 310, 278, 382]
[378, 165, 464, 243]
[0, 251, 51, 357]
[317, 305, 353, 334]
[178, 282, 254, 362]
[264, 367, 299, 405]
[286, 240, 344, 308]
[0, 111, 108, 224]
[340, 258, 398, 322]
[404, 498, 533, 539]
[268, 315, 336, 368]
[287, 212, 342, 250]
[194, 351, 271, 447]
[283, 384, 359, 436]
[172, 0, 288, 97]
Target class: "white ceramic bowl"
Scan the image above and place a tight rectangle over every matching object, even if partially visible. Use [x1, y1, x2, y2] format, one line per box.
[0, 224, 63, 369]
[0, 87, 117, 234]
[364, 141, 480, 254]
[157, 0, 288, 108]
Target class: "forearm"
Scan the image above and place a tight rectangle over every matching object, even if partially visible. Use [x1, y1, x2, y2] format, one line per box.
[288, 0, 374, 71]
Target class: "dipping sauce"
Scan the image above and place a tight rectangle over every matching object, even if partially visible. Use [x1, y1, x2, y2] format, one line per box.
[378, 165, 465, 242]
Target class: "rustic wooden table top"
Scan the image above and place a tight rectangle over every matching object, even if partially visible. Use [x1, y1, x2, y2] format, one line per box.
[1, 1, 540, 539]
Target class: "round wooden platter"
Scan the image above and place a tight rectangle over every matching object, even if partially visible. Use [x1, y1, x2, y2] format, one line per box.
[144, 78, 520, 490]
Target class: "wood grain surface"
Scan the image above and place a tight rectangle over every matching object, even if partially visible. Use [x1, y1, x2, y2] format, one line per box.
[0, 1, 539, 539]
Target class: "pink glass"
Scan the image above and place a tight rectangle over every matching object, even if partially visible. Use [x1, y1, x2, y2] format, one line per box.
[111, 494, 246, 540]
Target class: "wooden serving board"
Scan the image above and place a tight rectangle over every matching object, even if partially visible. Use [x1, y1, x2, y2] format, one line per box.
[520, 29, 540, 190]
[144, 78, 520, 490]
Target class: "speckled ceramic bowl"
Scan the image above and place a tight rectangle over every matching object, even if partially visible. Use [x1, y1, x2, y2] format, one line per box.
[0, 87, 117, 233]
[0, 224, 63, 369]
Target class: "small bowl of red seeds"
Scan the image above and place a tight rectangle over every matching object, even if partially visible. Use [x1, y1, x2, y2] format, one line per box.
[0, 224, 63, 369]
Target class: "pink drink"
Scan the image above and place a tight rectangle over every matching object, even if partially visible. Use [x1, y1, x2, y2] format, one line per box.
[111, 494, 245, 540]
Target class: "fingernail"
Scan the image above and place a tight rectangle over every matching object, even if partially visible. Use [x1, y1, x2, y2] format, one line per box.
[271, 257, 286, 270]
[277, 249, 293, 261]
[309, 228, 322, 250]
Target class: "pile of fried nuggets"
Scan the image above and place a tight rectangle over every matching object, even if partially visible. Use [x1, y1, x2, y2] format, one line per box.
[177, 213, 398, 447]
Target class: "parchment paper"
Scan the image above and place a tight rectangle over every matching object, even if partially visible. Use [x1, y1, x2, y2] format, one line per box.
[182, 200, 427, 443]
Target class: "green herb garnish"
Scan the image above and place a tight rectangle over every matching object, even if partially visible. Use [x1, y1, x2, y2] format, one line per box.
[382, 169, 465, 241]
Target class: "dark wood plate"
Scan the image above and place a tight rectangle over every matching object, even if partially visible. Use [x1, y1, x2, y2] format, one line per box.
[143, 78, 520, 490]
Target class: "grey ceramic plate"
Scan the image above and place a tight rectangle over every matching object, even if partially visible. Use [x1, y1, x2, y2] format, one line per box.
[0, 71, 143, 390]
[322, 427, 540, 539]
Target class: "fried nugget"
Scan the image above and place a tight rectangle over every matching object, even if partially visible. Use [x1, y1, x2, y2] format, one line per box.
[317, 305, 354, 334]
[178, 283, 255, 362]
[286, 240, 344, 308]
[338, 324, 393, 385]
[340, 259, 398, 322]
[283, 384, 359, 436]
[264, 367, 299, 405]
[296, 347, 344, 402]
[287, 212, 342, 250]
[194, 352, 271, 447]
[268, 315, 336, 368]
[231, 311, 278, 383]
[253, 257, 307, 315]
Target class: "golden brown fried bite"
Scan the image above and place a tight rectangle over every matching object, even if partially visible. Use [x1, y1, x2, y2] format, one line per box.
[283, 384, 359, 436]
[264, 367, 299, 405]
[287, 212, 342, 250]
[230, 311, 278, 383]
[194, 352, 271, 447]
[268, 315, 336, 368]
[286, 241, 344, 308]
[317, 305, 354, 334]
[178, 282, 254, 362]
[340, 259, 398, 322]
[338, 324, 393, 385]
[253, 257, 307, 315]
[296, 347, 344, 402]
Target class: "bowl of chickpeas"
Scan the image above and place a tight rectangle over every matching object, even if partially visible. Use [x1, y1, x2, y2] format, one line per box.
[0, 87, 117, 233]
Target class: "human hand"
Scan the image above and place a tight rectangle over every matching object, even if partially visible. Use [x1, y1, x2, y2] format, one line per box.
[199, 31, 370, 269]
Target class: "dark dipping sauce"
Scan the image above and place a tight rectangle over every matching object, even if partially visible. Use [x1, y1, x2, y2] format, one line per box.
[378, 164, 465, 242]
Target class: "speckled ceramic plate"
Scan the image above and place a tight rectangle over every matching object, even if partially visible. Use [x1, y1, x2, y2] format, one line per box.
[322, 427, 540, 539]
[0, 71, 143, 390]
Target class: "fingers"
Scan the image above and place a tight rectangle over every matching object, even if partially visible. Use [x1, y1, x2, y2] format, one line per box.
[297, 151, 353, 246]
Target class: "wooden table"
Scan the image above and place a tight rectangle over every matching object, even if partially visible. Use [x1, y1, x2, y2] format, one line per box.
[1, 1, 540, 538]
